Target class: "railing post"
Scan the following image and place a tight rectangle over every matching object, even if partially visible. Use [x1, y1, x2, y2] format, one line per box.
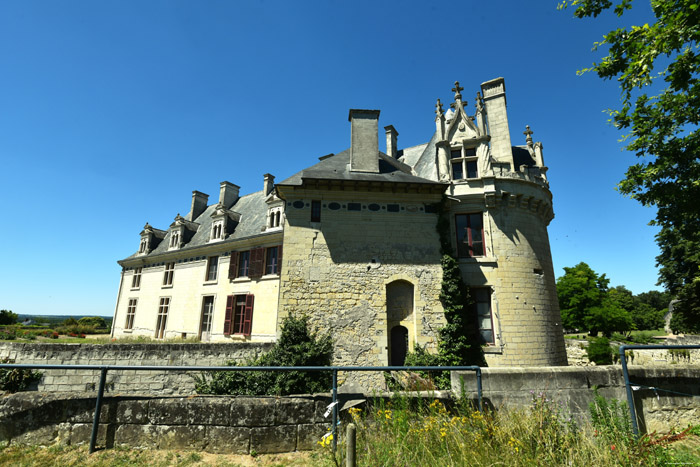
[89, 366, 109, 454]
[332, 368, 338, 453]
[619, 345, 640, 437]
[346, 423, 356, 467]
[476, 367, 483, 412]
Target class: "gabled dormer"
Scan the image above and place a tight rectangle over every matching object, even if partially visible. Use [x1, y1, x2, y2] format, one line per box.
[209, 203, 241, 242]
[435, 82, 491, 182]
[263, 174, 285, 231]
[138, 223, 166, 255]
[168, 214, 199, 250]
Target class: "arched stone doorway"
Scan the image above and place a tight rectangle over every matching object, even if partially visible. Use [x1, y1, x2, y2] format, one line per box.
[386, 280, 414, 366]
[390, 325, 408, 366]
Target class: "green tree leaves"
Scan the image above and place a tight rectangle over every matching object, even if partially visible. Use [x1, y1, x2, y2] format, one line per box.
[566, 0, 700, 330]
[0, 310, 18, 326]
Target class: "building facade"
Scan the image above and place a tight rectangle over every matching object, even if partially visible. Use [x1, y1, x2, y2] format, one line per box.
[112, 78, 568, 367]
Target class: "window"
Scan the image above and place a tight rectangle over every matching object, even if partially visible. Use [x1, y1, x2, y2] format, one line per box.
[131, 267, 142, 289]
[471, 288, 494, 344]
[163, 262, 174, 286]
[265, 246, 282, 275]
[311, 200, 321, 222]
[224, 294, 254, 336]
[169, 231, 180, 248]
[155, 297, 170, 339]
[455, 213, 484, 257]
[211, 222, 223, 240]
[230, 250, 250, 279]
[125, 298, 137, 330]
[139, 239, 147, 253]
[200, 296, 214, 339]
[205, 256, 218, 282]
[451, 147, 478, 180]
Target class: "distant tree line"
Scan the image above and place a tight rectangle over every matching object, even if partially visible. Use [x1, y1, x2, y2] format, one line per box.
[556, 262, 671, 337]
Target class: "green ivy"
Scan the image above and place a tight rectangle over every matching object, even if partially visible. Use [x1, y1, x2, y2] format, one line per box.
[0, 359, 42, 393]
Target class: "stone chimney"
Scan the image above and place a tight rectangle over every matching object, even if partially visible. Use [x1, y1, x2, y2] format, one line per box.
[349, 109, 380, 173]
[190, 191, 209, 221]
[219, 181, 240, 209]
[263, 173, 275, 196]
[480, 77, 513, 168]
[384, 125, 398, 159]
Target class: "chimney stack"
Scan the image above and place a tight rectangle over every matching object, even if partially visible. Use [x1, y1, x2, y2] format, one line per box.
[349, 109, 380, 173]
[263, 173, 275, 196]
[480, 77, 513, 168]
[190, 191, 209, 221]
[384, 125, 398, 159]
[219, 181, 240, 209]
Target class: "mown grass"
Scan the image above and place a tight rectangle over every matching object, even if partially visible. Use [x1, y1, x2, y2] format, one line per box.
[0, 444, 314, 466]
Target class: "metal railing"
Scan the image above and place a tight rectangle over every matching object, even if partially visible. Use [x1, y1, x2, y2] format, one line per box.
[619, 344, 700, 437]
[0, 363, 482, 453]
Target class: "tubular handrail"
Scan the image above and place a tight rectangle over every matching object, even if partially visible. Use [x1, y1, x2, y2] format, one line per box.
[619, 344, 700, 437]
[0, 363, 482, 453]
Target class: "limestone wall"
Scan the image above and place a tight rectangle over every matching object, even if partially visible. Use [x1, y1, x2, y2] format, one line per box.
[0, 393, 331, 454]
[452, 365, 700, 433]
[0, 343, 271, 395]
[278, 189, 445, 384]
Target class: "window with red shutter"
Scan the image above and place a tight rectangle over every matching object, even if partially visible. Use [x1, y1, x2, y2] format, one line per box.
[243, 294, 254, 336]
[224, 295, 234, 336]
[249, 247, 264, 278]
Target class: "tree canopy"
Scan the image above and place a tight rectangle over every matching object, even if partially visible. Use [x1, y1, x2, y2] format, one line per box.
[0, 310, 18, 326]
[563, 0, 700, 332]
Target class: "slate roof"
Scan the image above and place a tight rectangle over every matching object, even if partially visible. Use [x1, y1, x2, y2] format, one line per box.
[120, 190, 271, 262]
[277, 148, 443, 187]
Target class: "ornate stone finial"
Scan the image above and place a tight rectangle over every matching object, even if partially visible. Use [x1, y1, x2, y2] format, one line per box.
[452, 81, 464, 101]
[476, 92, 484, 112]
[143, 222, 151, 230]
[435, 98, 444, 116]
[524, 125, 534, 147]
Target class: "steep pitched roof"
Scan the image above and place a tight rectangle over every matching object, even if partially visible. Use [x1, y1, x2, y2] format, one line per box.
[278, 149, 443, 187]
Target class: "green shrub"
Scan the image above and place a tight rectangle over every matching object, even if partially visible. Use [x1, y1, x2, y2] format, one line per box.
[0, 359, 42, 393]
[78, 317, 107, 328]
[55, 324, 96, 335]
[194, 314, 332, 396]
[0, 310, 18, 325]
[586, 337, 613, 365]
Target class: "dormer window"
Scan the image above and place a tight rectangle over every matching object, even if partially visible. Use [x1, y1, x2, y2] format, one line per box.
[169, 231, 180, 249]
[451, 147, 478, 180]
[139, 238, 148, 254]
[210, 220, 225, 242]
[266, 207, 283, 230]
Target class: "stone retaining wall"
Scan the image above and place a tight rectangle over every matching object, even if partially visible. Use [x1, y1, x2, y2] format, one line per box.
[0, 343, 272, 395]
[0, 393, 331, 453]
[452, 365, 700, 433]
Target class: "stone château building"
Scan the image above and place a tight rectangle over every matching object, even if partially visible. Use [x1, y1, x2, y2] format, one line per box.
[112, 78, 568, 367]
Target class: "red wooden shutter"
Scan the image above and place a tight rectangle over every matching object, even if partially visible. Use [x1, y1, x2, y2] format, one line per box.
[249, 247, 264, 279]
[224, 295, 234, 336]
[243, 294, 254, 336]
[277, 244, 283, 274]
[228, 251, 239, 280]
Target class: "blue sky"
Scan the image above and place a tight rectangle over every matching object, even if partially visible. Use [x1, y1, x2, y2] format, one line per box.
[0, 1, 660, 317]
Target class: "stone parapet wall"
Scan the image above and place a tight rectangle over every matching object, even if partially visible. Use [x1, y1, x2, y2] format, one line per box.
[0, 342, 271, 395]
[452, 365, 700, 433]
[0, 393, 331, 454]
[565, 337, 700, 366]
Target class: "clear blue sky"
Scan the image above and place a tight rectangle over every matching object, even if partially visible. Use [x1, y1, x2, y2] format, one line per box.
[0, 1, 660, 317]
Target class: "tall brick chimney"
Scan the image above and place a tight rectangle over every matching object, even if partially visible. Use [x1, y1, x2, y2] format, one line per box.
[480, 77, 513, 169]
[219, 181, 240, 209]
[349, 109, 380, 173]
[190, 191, 209, 221]
[384, 125, 398, 159]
